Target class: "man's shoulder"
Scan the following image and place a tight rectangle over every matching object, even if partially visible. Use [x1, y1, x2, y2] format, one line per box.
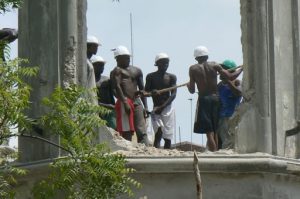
[166, 72, 177, 79]
[129, 65, 141, 71]
[206, 61, 221, 69]
[189, 63, 202, 72]
[101, 75, 110, 80]
[129, 65, 143, 75]
[146, 71, 156, 78]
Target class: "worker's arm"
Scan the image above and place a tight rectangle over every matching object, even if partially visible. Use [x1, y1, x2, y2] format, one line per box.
[153, 75, 177, 114]
[227, 79, 242, 97]
[110, 68, 130, 115]
[136, 68, 148, 110]
[187, 67, 196, 94]
[215, 64, 243, 81]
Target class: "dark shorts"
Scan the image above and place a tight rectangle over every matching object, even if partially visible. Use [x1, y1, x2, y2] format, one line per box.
[194, 95, 220, 134]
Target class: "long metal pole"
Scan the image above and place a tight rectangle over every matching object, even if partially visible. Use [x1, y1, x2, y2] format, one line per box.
[188, 98, 193, 151]
[130, 13, 134, 66]
[179, 126, 181, 147]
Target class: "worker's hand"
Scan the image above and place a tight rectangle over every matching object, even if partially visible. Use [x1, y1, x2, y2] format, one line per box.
[143, 108, 150, 118]
[135, 90, 150, 97]
[123, 101, 131, 115]
[153, 106, 163, 114]
[186, 82, 190, 89]
[151, 89, 160, 96]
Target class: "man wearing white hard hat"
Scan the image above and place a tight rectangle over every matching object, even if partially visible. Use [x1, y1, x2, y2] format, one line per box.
[144, 53, 177, 149]
[187, 46, 243, 152]
[91, 55, 116, 129]
[86, 35, 100, 104]
[110, 46, 150, 145]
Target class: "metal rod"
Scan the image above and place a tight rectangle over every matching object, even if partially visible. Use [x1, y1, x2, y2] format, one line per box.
[130, 13, 134, 66]
[188, 98, 193, 151]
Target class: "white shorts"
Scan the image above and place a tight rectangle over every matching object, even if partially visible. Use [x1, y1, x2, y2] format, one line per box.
[151, 104, 175, 140]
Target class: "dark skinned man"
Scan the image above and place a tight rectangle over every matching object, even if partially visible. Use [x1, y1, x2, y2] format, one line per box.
[110, 46, 150, 145]
[217, 59, 242, 149]
[91, 55, 116, 129]
[187, 46, 243, 152]
[144, 53, 177, 149]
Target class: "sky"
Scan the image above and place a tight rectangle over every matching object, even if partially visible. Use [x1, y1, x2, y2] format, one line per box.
[1, 0, 242, 147]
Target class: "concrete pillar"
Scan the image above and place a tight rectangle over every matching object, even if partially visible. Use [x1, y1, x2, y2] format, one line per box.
[292, 0, 300, 158]
[18, 0, 87, 162]
[238, 0, 300, 157]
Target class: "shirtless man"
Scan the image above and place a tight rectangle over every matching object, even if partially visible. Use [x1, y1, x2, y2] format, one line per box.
[110, 46, 149, 145]
[0, 28, 18, 61]
[144, 53, 177, 149]
[187, 46, 243, 151]
[91, 55, 116, 129]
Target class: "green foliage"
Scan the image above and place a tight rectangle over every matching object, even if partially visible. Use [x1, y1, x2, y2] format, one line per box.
[0, 40, 10, 61]
[0, 0, 22, 14]
[32, 85, 140, 199]
[0, 153, 27, 199]
[0, 58, 38, 143]
[0, 58, 37, 197]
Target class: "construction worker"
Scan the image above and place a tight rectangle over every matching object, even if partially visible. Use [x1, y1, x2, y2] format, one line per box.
[217, 59, 242, 149]
[86, 35, 100, 104]
[91, 55, 116, 129]
[110, 46, 150, 145]
[144, 53, 177, 149]
[187, 46, 243, 151]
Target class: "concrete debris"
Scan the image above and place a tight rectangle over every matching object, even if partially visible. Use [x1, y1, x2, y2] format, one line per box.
[100, 126, 242, 157]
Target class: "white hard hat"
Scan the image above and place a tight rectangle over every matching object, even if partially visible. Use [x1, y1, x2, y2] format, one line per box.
[112, 45, 131, 57]
[155, 53, 169, 64]
[194, 46, 209, 58]
[91, 55, 106, 64]
[87, 35, 100, 45]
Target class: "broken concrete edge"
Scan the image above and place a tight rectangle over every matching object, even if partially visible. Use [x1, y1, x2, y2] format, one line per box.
[6, 154, 300, 181]
[126, 154, 300, 175]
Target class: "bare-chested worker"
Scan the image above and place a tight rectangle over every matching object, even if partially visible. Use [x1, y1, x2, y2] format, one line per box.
[91, 55, 116, 129]
[0, 28, 18, 61]
[143, 53, 177, 149]
[187, 46, 243, 152]
[110, 46, 150, 145]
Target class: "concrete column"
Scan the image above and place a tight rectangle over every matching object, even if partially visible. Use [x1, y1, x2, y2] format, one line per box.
[292, 0, 300, 158]
[238, 0, 299, 157]
[18, 0, 87, 162]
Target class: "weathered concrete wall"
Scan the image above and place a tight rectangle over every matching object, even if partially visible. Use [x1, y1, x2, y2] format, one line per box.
[13, 155, 300, 199]
[18, 0, 87, 162]
[238, 0, 300, 158]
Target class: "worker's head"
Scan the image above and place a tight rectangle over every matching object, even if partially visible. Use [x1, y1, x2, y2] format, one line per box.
[222, 59, 237, 70]
[91, 56, 106, 78]
[155, 53, 169, 72]
[1, 28, 18, 43]
[220, 59, 237, 81]
[194, 46, 209, 62]
[113, 45, 131, 68]
[87, 35, 100, 58]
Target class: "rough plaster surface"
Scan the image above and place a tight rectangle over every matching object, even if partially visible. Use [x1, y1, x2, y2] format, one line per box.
[18, 0, 86, 162]
[238, 0, 300, 158]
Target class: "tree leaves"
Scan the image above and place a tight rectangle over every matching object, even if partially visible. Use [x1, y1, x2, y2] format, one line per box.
[32, 85, 140, 199]
[0, 0, 22, 14]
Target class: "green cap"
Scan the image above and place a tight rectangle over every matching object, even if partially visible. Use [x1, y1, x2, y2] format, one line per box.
[222, 59, 237, 70]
